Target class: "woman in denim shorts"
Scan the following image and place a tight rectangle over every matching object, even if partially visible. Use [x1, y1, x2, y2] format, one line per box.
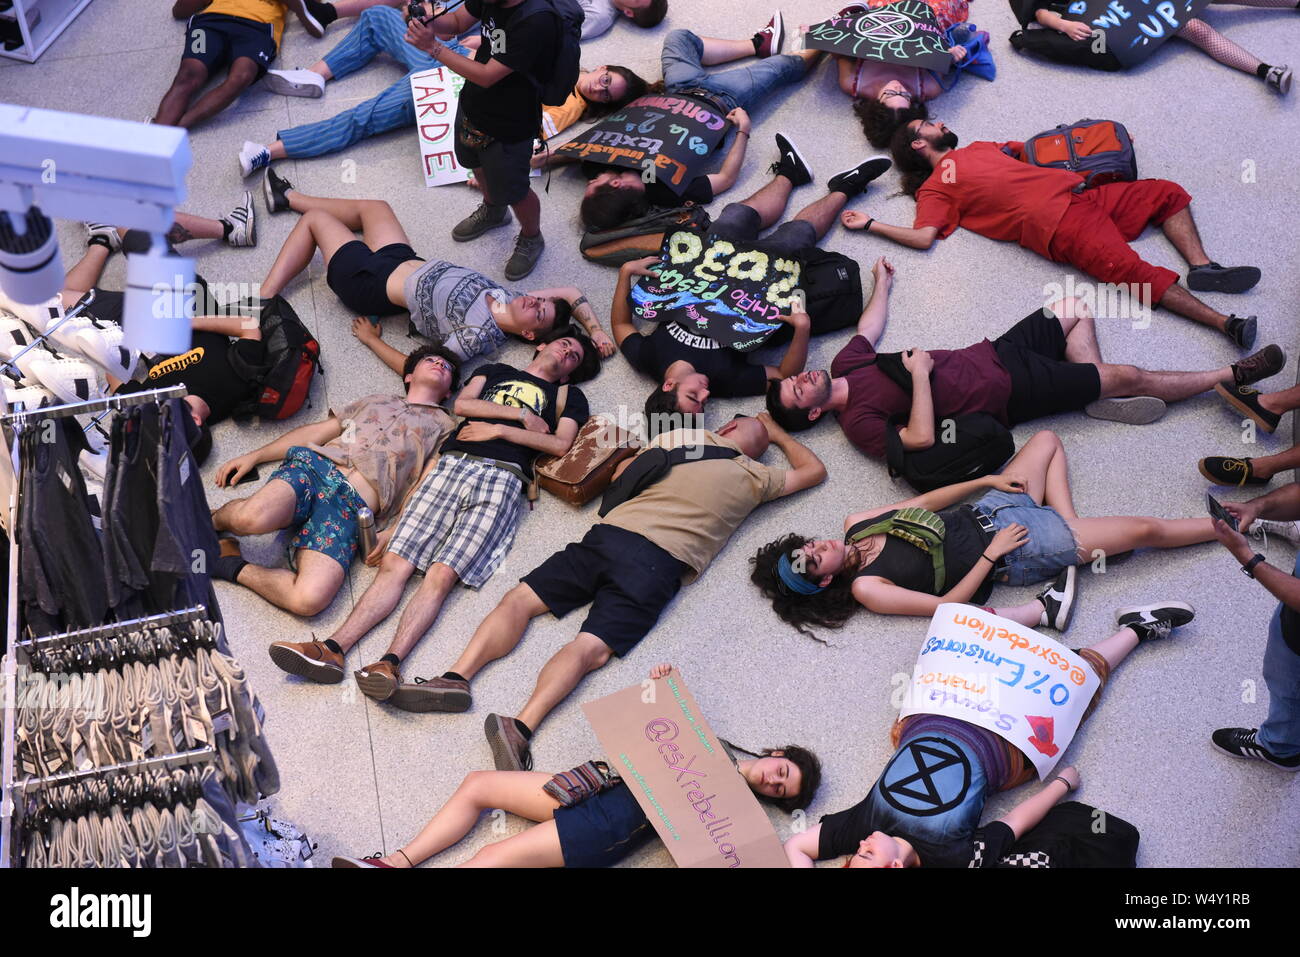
[752, 430, 1218, 635]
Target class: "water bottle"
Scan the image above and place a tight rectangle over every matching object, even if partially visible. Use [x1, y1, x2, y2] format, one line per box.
[357, 506, 377, 557]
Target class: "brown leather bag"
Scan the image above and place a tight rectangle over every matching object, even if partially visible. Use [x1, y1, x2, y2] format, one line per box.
[533, 415, 641, 506]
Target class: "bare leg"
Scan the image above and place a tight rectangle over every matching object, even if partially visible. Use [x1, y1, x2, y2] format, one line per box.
[154, 59, 208, 126]
[513, 189, 541, 238]
[1159, 206, 1211, 268]
[792, 191, 850, 242]
[285, 191, 410, 247]
[990, 601, 1045, 627]
[995, 430, 1075, 515]
[1098, 363, 1233, 402]
[1083, 626, 1140, 673]
[1155, 284, 1231, 332]
[738, 175, 794, 229]
[514, 633, 612, 732]
[327, 552, 417, 653]
[1067, 515, 1217, 560]
[171, 211, 226, 242]
[212, 479, 299, 535]
[1241, 443, 1300, 481]
[459, 820, 564, 868]
[382, 562, 460, 660]
[1050, 299, 1103, 365]
[1258, 384, 1300, 416]
[61, 245, 111, 298]
[176, 59, 261, 130]
[447, 583, 550, 679]
[264, 140, 290, 162]
[259, 209, 357, 299]
[699, 36, 761, 65]
[231, 550, 346, 617]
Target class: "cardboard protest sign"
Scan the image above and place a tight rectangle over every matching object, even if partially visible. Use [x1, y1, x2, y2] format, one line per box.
[581, 674, 790, 868]
[410, 67, 469, 187]
[1067, 0, 1210, 66]
[553, 94, 731, 195]
[630, 228, 803, 352]
[899, 604, 1102, 778]
[804, 1, 954, 73]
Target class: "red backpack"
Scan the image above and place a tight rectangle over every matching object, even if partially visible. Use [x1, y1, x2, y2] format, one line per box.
[1021, 118, 1137, 189]
[227, 295, 322, 420]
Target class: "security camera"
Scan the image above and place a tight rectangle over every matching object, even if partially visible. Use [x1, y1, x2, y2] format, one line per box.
[0, 205, 63, 305]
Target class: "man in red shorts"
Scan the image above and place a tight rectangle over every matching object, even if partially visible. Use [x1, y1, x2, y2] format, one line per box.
[846, 118, 1263, 349]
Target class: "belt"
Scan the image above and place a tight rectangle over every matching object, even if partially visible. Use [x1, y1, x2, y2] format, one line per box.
[440, 449, 528, 488]
[966, 505, 1008, 576]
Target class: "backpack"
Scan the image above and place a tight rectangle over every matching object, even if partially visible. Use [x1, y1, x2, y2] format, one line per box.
[885, 411, 1015, 492]
[580, 205, 713, 266]
[797, 248, 863, 336]
[1008, 27, 1124, 72]
[226, 295, 322, 421]
[849, 506, 949, 592]
[598, 444, 740, 516]
[516, 0, 584, 107]
[1021, 118, 1137, 189]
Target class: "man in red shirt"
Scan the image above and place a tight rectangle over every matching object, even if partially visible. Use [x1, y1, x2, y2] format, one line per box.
[764, 258, 1283, 460]
[844, 118, 1263, 350]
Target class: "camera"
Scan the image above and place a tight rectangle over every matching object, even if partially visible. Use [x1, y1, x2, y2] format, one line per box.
[0, 206, 62, 305]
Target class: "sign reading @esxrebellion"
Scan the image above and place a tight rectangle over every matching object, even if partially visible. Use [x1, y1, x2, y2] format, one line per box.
[553, 94, 731, 195]
[410, 66, 469, 187]
[804, 0, 954, 72]
[630, 228, 803, 352]
[899, 605, 1102, 778]
[581, 674, 789, 868]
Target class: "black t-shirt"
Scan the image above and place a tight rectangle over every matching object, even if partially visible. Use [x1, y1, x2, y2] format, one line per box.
[850, 506, 994, 604]
[117, 331, 261, 425]
[440, 362, 589, 474]
[459, 0, 558, 142]
[580, 161, 714, 208]
[620, 322, 767, 398]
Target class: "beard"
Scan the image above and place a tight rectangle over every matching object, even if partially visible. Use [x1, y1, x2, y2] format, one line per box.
[937, 130, 959, 150]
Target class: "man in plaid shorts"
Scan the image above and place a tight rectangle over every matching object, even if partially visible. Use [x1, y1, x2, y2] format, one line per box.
[268, 324, 599, 708]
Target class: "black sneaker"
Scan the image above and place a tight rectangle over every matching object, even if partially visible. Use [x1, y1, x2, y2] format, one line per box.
[1187, 262, 1261, 294]
[263, 166, 294, 214]
[1215, 382, 1281, 434]
[1224, 314, 1258, 350]
[770, 134, 813, 187]
[1036, 565, 1076, 631]
[1211, 727, 1300, 771]
[1114, 601, 1195, 642]
[1231, 344, 1285, 386]
[827, 156, 892, 197]
[1198, 455, 1269, 487]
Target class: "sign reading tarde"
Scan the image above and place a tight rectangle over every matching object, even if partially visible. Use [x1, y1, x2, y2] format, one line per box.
[410, 67, 470, 187]
[901, 604, 1102, 778]
[582, 675, 789, 868]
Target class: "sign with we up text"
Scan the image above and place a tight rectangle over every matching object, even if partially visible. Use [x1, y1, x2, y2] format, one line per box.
[410, 67, 469, 187]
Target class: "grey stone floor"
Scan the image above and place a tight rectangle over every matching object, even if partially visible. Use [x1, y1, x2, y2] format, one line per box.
[5, 0, 1298, 866]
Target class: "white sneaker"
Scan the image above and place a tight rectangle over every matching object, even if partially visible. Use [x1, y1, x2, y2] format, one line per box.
[85, 222, 123, 252]
[263, 68, 325, 98]
[239, 140, 272, 178]
[0, 291, 61, 335]
[0, 315, 49, 383]
[3, 385, 55, 413]
[79, 447, 109, 479]
[1250, 519, 1300, 546]
[28, 357, 103, 405]
[224, 190, 257, 248]
[74, 322, 140, 381]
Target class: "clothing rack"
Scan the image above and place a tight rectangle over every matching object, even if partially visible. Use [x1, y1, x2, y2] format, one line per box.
[12, 745, 217, 794]
[16, 604, 208, 651]
[0, 289, 95, 385]
[0, 382, 187, 428]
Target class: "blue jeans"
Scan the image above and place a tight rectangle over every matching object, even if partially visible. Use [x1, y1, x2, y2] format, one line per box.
[973, 490, 1080, 587]
[660, 28, 806, 114]
[278, 5, 470, 158]
[1259, 553, 1300, 758]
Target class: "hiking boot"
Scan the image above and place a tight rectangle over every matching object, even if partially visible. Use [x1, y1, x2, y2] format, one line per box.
[223, 191, 257, 247]
[239, 140, 272, 178]
[1249, 519, 1300, 546]
[1114, 601, 1195, 643]
[389, 675, 472, 713]
[504, 231, 545, 281]
[1199, 456, 1269, 487]
[1231, 344, 1285, 386]
[1036, 565, 1076, 632]
[1264, 64, 1293, 95]
[1224, 314, 1257, 350]
[770, 133, 813, 187]
[1083, 396, 1166, 425]
[484, 713, 533, 771]
[263, 67, 326, 98]
[1211, 727, 1300, 770]
[827, 155, 892, 197]
[268, 638, 344, 683]
[1187, 263, 1261, 294]
[263, 167, 294, 214]
[452, 202, 511, 242]
[753, 11, 784, 58]
[354, 660, 400, 702]
[1215, 382, 1281, 433]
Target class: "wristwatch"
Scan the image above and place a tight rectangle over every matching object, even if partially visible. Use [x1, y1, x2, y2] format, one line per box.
[1242, 553, 1266, 578]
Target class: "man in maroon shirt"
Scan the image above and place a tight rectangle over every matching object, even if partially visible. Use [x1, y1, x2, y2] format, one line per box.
[765, 258, 1283, 460]
[841, 118, 1264, 350]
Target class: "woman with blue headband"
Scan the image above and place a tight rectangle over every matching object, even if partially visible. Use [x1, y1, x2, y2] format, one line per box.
[751, 430, 1216, 638]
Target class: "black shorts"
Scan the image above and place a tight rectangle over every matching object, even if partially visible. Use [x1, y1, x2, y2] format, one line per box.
[181, 13, 277, 79]
[521, 524, 689, 657]
[552, 781, 655, 868]
[710, 202, 817, 258]
[453, 108, 535, 208]
[325, 240, 422, 317]
[993, 309, 1102, 425]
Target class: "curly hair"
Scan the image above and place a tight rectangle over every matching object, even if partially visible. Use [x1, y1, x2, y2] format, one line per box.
[402, 344, 462, 394]
[751, 533, 860, 640]
[889, 121, 937, 198]
[853, 96, 929, 150]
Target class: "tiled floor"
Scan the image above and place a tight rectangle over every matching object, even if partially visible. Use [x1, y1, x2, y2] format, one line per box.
[6, 0, 1298, 866]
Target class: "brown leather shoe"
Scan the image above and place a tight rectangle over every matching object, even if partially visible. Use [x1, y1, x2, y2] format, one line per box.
[484, 713, 533, 771]
[389, 675, 472, 713]
[218, 535, 242, 559]
[354, 660, 400, 701]
[268, 638, 344, 683]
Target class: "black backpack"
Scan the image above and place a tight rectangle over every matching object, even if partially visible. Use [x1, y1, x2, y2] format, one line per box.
[226, 295, 322, 421]
[517, 0, 584, 107]
[885, 411, 1014, 492]
[799, 249, 863, 336]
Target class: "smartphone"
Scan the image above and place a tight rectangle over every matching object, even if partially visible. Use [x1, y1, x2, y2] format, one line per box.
[1207, 492, 1238, 532]
[231, 465, 261, 487]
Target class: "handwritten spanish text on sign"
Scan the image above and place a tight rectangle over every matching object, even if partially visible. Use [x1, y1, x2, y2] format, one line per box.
[554, 94, 730, 194]
[899, 605, 1102, 778]
[630, 228, 803, 352]
[410, 67, 469, 187]
[804, 0, 954, 72]
[1067, 0, 1209, 66]
[581, 675, 789, 869]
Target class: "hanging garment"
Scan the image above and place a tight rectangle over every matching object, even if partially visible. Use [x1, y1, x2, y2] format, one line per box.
[153, 398, 223, 611]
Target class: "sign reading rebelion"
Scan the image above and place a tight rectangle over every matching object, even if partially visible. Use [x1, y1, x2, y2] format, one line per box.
[804, 0, 954, 72]
[630, 228, 803, 352]
[553, 94, 731, 195]
[410, 67, 470, 187]
[899, 604, 1101, 778]
[581, 674, 789, 868]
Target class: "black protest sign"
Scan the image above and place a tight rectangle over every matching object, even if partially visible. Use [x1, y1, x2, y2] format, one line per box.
[629, 228, 804, 352]
[1067, 0, 1210, 66]
[553, 94, 731, 195]
[804, 0, 954, 73]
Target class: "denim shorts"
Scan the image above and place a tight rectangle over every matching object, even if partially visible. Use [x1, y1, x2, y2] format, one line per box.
[553, 781, 654, 868]
[269, 447, 368, 569]
[972, 490, 1079, 586]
